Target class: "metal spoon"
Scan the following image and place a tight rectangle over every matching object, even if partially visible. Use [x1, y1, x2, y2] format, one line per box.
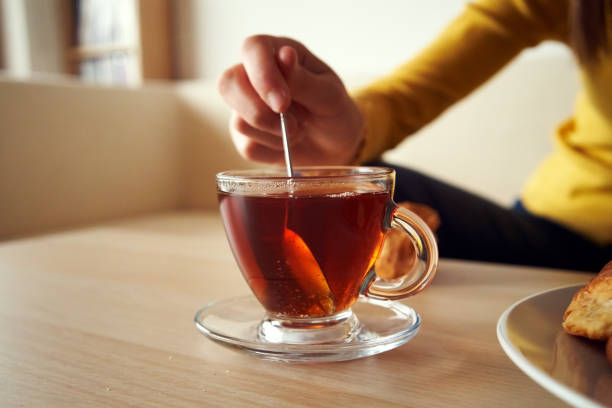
[279, 112, 294, 177]
[279, 113, 334, 312]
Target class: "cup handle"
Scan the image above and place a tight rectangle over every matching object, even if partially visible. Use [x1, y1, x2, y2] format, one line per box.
[365, 205, 439, 300]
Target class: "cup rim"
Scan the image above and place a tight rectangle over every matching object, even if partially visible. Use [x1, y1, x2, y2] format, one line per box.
[216, 166, 394, 183]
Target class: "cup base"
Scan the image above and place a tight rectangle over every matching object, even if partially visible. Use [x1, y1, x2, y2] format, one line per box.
[194, 295, 421, 362]
[258, 309, 360, 345]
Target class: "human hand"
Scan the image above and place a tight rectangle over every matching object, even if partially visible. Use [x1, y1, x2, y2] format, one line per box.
[375, 202, 441, 281]
[218, 35, 364, 166]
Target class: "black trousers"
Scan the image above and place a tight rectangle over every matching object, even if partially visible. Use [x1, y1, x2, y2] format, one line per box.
[370, 161, 612, 272]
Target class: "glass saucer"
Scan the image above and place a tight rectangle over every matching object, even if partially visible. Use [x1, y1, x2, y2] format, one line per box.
[194, 295, 421, 362]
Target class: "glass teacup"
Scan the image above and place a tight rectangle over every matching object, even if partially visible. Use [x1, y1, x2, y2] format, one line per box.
[216, 166, 438, 345]
[217, 167, 438, 344]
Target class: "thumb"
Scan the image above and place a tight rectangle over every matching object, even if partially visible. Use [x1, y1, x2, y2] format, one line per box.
[276, 45, 296, 79]
[277, 45, 345, 116]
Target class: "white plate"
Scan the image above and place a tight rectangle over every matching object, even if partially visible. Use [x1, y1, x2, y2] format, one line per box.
[497, 284, 611, 408]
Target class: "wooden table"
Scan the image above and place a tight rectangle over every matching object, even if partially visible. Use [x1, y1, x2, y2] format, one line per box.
[0, 211, 591, 407]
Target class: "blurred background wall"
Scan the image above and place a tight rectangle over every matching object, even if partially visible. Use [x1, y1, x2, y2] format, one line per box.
[1, 0, 572, 84]
[0, 0, 580, 236]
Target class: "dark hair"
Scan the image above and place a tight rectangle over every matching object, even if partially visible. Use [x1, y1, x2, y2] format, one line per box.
[570, 0, 611, 63]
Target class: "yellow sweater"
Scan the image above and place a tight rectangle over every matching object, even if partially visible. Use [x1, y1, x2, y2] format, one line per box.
[353, 0, 612, 245]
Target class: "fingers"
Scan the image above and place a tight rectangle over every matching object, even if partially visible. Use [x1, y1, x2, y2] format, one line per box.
[277, 45, 346, 116]
[218, 63, 281, 135]
[397, 202, 441, 232]
[239, 35, 345, 116]
[241, 35, 291, 113]
[219, 35, 357, 166]
[230, 111, 283, 151]
[230, 125, 285, 164]
[276, 45, 297, 78]
[230, 110, 303, 161]
[219, 60, 303, 165]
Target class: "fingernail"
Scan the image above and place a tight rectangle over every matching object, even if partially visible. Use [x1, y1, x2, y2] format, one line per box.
[266, 90, 285, 113]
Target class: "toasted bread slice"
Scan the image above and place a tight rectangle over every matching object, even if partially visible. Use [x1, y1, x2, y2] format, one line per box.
[562, 261, 612, 341]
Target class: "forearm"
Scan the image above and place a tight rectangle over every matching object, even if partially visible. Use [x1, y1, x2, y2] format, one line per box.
[352, 0, 567, 163]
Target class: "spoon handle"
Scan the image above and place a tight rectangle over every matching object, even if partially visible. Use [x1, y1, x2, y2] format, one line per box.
[279, 112, 294, 177]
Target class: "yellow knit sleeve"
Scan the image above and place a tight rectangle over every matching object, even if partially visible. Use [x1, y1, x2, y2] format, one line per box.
[351, 0, 568, 164]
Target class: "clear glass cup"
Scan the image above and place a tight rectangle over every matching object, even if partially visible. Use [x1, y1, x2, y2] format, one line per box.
[215, 166, 438, 345]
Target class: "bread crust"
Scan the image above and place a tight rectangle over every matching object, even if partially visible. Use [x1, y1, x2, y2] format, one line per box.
[562, 261, 612, 341]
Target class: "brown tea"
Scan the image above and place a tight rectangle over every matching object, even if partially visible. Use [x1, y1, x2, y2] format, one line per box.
[218, 187, 389, 318]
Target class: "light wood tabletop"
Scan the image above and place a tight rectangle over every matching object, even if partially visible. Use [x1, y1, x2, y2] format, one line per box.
[0, 211, 592, 407]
